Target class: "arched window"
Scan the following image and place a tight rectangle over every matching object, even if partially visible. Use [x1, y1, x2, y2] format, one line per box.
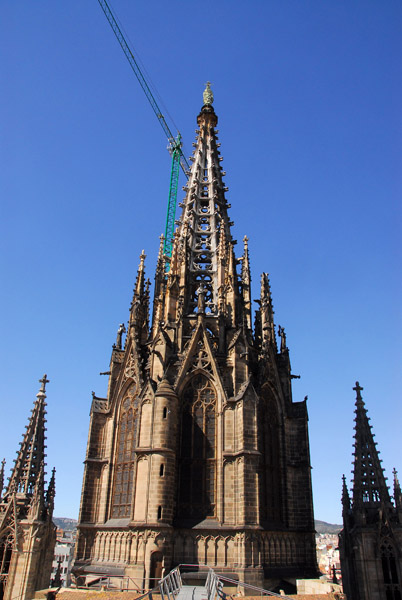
[0, 533, 13, 596]
[381, 540, 401, 599]
[177, 375, 217, 521]
[111, 396, 136, 518]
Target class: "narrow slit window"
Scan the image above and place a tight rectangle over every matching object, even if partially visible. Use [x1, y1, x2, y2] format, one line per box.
[163, 407, 167, 419]
[157, 506, 162, 519]
[160, 464, 164, 477]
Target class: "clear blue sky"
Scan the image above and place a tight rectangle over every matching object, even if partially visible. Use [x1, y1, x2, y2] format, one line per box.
[1, 1, 400, 524]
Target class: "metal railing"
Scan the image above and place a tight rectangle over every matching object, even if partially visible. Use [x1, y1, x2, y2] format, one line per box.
[76, 563, 294, 599]
[204, 569, 294, 600]
[158, 566, 182, 600]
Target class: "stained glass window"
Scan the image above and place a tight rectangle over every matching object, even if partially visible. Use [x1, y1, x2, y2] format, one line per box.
[111, 395, 136, 518]
[178, 375, 217, 520]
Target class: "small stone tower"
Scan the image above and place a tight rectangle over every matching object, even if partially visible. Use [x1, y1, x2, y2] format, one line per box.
[0, 375, 56, 600]
[339, 382, 402, 600]
[74, 89, 318, 592]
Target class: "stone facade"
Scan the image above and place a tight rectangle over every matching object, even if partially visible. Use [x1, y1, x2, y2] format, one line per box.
[339, 383, 402, 600]
[74, 93, 318, 593]
[0, 376, 56, 600]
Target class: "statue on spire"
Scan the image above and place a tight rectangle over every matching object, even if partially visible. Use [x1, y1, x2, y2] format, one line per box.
[203, 81, 214, 105]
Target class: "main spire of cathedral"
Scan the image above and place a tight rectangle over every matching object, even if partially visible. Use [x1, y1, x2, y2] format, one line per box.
[165, 84, 236, 317]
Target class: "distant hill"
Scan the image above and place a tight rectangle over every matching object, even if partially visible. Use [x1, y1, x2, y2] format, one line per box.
[53, 517, 340, 535]
[315, 520, 342, 534]
[53, 517, 78, 531]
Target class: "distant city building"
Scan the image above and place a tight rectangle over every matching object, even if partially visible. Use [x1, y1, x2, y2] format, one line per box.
[0, 376, 56, 600]
[339, 382, 402, 600]
[50, 530, 76, 588]
[316, 533, 341, 582]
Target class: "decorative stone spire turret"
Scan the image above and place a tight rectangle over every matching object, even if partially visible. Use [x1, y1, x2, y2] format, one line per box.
[351, 381, 391, 512]
[0, 376, 56, 600]
[340, 384, 402, 600]
[130, 251, 149, 344]
[4, 375, 49, 499]
[394, 468, 402, 519]
[342, 474, 351, 516]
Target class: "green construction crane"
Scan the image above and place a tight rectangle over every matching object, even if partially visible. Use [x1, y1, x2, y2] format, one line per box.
[97, 0, 190, 267]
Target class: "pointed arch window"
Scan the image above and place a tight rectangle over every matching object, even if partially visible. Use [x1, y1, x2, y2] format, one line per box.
[177, 375, 217, 521]
[111, 396, 137, 518]
[380, 540, 401, 599]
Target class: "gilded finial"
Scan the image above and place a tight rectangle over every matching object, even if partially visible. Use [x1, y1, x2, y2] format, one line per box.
[203, 82, 214, 105]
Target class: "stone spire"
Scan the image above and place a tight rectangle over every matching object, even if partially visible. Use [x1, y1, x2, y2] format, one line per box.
[393, 468, 402, 518]
[351, 382, 391, 512]
[171, 87, 237, 317]
[342, 474, 351, 516]
[4, 375, 49, 500]
[259, 273, 276, 352]
[130, 251, 149, 344]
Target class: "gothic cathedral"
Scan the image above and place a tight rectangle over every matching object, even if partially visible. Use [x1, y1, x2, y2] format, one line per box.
[74, 89, 318, 592]
[339, 383, 402, 600]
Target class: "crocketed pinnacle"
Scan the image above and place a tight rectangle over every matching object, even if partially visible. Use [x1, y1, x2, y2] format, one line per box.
[351, 381, 391, 509]
[393, 468, 402, 511]
[5, 375, 48, 499]
[342, 474, 351, 515]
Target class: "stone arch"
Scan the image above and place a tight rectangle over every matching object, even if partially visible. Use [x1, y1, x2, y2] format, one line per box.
[259, 384, 283, 524]
[379, 538, 401, 594]
[176, 374, 217, 523]
[110, 385, 138, 519]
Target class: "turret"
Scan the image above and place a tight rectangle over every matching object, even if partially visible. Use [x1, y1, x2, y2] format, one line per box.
[393, 468, 402, 522]
[351, 382, 392, 521]
[5, 375, 49, 500]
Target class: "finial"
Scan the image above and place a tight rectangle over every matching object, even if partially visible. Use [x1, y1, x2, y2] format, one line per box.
[203, 81, 214, 105]
[353, 381, 363, 402]
[37, 374, 49, 396]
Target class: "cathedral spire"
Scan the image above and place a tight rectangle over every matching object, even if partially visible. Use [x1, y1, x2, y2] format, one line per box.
[173, 88, 237, 317]
[351, 381, 391, 511]
[4, 375, 48, 499]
